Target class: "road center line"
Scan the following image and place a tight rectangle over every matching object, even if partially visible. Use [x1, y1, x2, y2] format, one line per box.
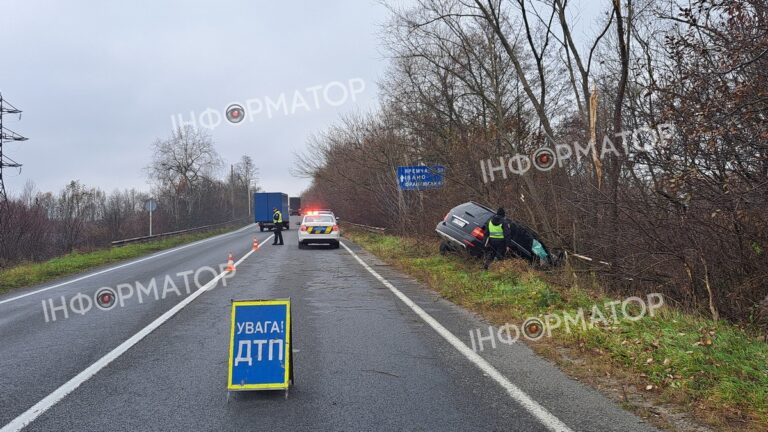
[0, 224, 255, 306]
[340, 241, 574, 432]
[0, 239, 269, 432]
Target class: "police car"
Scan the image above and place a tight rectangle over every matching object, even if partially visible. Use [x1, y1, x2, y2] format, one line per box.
[298, 213, 340, 249]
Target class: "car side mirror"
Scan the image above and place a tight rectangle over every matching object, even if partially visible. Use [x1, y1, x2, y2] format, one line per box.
[335, 217, 340, 221]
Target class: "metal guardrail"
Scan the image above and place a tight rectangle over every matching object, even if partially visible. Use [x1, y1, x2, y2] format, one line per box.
[340, 220, 387, 233]
[110, 218, 248, 246]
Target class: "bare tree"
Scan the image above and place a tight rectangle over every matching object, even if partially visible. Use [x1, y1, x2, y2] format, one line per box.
[147, 126, 222, 227]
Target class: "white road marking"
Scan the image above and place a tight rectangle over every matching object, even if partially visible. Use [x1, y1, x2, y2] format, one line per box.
[0, 238, 271, 432]
[340, 242, 574, 432]
[0, 224, 256, 306]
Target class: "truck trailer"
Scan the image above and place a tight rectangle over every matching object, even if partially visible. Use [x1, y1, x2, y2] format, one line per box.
[289, 197, 301, 216]
[253, 192, 290, 231]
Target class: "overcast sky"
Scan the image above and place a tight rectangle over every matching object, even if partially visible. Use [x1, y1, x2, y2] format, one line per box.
[1, 1, 603, 199]
[1, 0, 388, 197]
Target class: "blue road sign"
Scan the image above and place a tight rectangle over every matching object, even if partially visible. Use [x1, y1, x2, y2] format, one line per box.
[228, 299, 291, 391]
[397, 165, 445, 190]
[143, 198, 157, 212]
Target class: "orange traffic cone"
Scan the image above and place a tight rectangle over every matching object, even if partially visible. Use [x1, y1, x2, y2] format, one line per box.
[252, 238, 260, 251]
[226, 253, 236, 272]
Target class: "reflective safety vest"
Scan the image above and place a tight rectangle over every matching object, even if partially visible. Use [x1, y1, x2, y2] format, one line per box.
[488, 220, 504, 239]
[273, 211, 283, 223]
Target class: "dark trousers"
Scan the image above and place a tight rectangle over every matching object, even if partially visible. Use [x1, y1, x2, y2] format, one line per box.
[483, 238, 506, 268]
[273, 226, 284, 245]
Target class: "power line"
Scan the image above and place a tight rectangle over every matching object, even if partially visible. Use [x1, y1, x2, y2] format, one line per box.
[0, 92, 28, 202]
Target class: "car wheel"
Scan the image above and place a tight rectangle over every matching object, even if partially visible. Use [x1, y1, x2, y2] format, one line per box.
[333, 241, 340, 249]
[469, 248, 484, 259]
[259, 226, 264, 232]
[298, 241, 304, 249]
[439, 241, 449, 255]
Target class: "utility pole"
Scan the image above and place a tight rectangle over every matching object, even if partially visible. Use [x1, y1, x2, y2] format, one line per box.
[231, 164, 235, 219]
[0, 93, 28, 203]
[247, 167, 259, 218]
[247, 182, 253, 218]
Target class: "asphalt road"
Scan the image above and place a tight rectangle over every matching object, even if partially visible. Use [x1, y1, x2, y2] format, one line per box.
[0, 223, 659, 432]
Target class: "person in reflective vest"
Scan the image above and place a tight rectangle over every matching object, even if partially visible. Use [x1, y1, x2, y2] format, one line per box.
[483, 207, 509, 270]
[272, 207, 284, 245]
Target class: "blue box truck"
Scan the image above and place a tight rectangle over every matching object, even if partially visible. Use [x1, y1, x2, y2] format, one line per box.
[254, 192, 290, 232]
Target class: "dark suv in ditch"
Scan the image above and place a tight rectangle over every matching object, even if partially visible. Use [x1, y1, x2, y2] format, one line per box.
[435, 201, 496, 258]
[436, 201, 555, 263]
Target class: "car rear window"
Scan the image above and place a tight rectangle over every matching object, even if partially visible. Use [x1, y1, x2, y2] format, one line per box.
[304, 215, 335, 223]
[452, 203, 493, 223]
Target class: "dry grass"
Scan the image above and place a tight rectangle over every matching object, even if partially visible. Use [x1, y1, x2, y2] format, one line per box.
[345, 229, 768, 431]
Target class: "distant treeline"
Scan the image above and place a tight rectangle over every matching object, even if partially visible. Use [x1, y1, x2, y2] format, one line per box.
[0, 126, 258, 267]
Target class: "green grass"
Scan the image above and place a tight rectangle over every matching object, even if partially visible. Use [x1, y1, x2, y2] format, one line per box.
[0, 226, 241, 294]
[345, 229, 768, 429]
